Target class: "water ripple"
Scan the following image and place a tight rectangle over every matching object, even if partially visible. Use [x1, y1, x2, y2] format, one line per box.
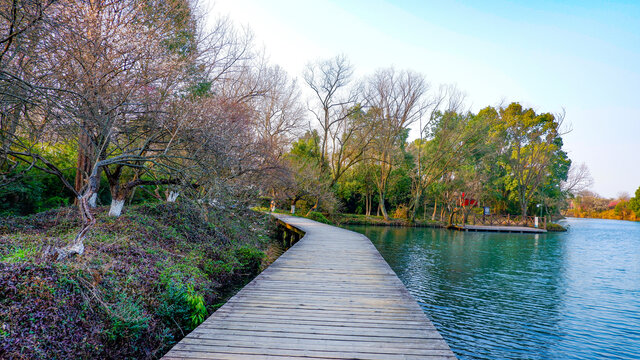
[347, 218, 640, 360]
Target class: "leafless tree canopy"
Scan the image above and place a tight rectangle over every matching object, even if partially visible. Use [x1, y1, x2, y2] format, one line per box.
[561, 162, 594, 196]
[303, 54, 358, 164]
[0, 0, 306, 257]
[361, 68, 430, 220]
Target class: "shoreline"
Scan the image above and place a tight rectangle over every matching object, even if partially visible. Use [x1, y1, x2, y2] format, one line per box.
[564, 215, 640, 223]
[332, 213, 567, 232]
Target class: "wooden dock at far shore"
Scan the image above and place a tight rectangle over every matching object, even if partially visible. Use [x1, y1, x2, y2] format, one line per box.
[452, 224, 547, 233]
[162, 214, 457, 360]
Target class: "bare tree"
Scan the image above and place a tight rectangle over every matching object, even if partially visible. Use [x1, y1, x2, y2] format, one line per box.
[326, 104, 377, 184]
[364, 68, 429, 220]
[252, 64, 305, 159]
[617, 191, 631, 201]
[303, 54, 357, 164]
[407, 85, 481, 221]
[561, 162, 593, 196]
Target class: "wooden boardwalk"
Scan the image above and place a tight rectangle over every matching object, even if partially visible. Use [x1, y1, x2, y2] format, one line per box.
[162, 214, 457, 360]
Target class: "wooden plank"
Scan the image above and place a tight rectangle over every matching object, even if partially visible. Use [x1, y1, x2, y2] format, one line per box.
[176, 336, 453, 351]
[188, 329, 443, 344]
[166, 346, 456, 360]
[162, 215, 457, 360]
[179, 333, 448, 347]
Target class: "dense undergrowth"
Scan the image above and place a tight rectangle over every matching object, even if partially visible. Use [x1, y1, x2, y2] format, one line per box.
[0, 202, 278, 359]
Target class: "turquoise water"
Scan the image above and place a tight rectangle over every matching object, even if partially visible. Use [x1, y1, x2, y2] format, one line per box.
[346, 218, 640, 359]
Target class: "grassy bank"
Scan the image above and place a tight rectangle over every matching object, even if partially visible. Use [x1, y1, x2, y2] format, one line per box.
[255, 208, 443, 227]
[332, 213, 567, 231]
[265, 210, 567, 231]
[0, 202, 278, 359]
[332, 213, 444, 228]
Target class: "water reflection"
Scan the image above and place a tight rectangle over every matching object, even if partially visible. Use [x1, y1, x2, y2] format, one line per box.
[348, 218, 640, 360]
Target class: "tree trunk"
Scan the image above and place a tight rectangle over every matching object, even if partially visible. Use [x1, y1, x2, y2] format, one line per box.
[409, 187, 421, 223]
[2, 103, 21, 152]
[378, 189, 389, 220]
[108, 181, 129, 217]
[88, 193, 98, 207]
[109, 194, 127, 217]
[432, 201, 438, 221]
[364, 193, 368, 216]
[305, 198, 319, 216]
[74, 129, 95, 200]
[448, 209, 456, 227]
[166, 191, 179, 202]
[54, 168, 100, 260]
[270, 189, 276, 212]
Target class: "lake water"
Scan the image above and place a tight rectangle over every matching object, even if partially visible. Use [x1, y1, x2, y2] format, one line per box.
[346, 218, 640, 360]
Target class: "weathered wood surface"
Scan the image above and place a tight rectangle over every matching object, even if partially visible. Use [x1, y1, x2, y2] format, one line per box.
[461, 225, 547, 233]
[163, 214, 457, 360]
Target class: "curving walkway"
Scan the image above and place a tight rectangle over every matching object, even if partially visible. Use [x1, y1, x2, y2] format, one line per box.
[162, 214, 457, 360]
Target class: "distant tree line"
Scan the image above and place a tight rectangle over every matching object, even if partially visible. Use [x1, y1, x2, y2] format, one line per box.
[271, 55, 592, 224]
[567, 188, 640, 221]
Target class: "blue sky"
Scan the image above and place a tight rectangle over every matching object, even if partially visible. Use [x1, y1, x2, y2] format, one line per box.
[209, 0, 640, 198]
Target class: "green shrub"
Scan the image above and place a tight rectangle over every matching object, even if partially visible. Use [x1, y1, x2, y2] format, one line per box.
[546, 223, 567, 232]
[158, 263, 206, 287]
[306, 211, 333, 225]
[234, 245, 264, 275]
[105, 293, 149, 341]
[184, 284, 207, 328]
[202, 259, 236, 281]
[1, 247, 34, 263]
[158, 280, 207, 332]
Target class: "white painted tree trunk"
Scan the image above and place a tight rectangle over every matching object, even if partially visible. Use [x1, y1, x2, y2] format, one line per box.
[88, 193, 98, 208]
[167, 191, 179, 202]
[291, 205, 295, 214]
[108, 199, 125, 217]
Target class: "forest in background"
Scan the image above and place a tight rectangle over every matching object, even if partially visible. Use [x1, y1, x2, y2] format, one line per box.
[566, 189, 640, 221]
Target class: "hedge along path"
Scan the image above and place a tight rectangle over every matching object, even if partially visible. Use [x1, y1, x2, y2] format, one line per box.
[162, 214, 457, 360]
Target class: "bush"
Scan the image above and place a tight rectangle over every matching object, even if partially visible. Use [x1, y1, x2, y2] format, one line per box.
[105, 293, 150, 341]
[546, 223, 567, 232]
[1, 247, 32, 262]
[392, 205, 409, 219]
[234, 245, 265, 275]
[158, 281, 207, 333]
[306, 211, 333, 225]
[202, 259, 236, 282]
